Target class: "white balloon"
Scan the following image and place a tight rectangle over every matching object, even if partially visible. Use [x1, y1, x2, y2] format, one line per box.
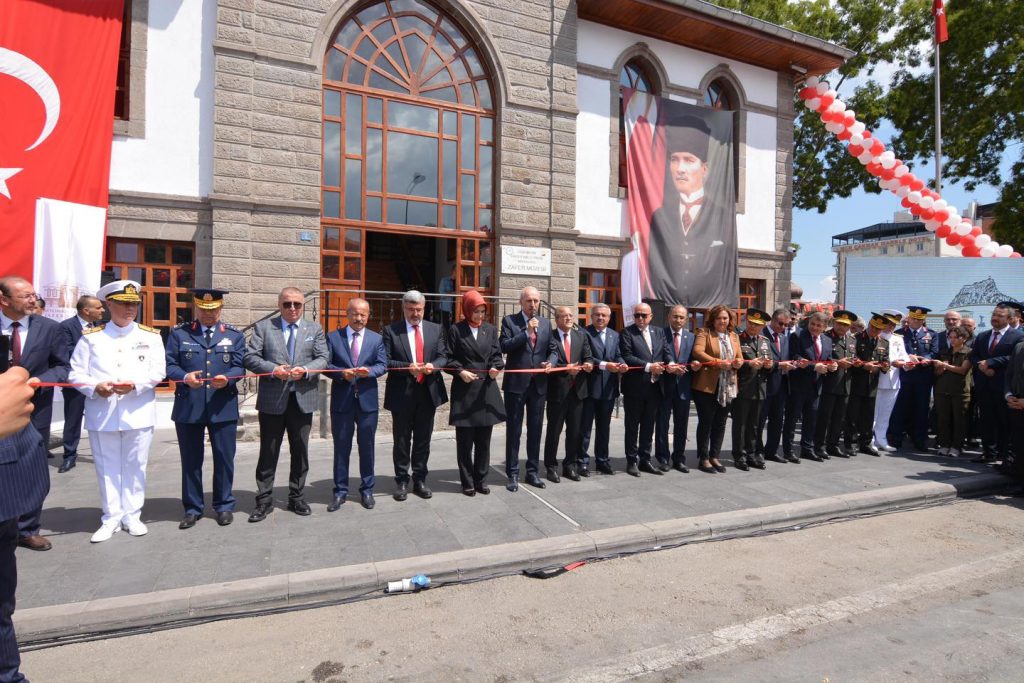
[849, 134, 864, 147]
[893, 164, 908, 177]
[880, 150, 895, 161]
[816, 82, 829, 95]
[881, 157, 897, 170]
[824, 88, 837, 100]
[850, 122, 866, 135]
[924, 220, 939, 232]
[981, 245, 996, 258]
[919, 196, 934, 209]
[897, 186, 911, 198]
[945, 214, 960, 227]
[845, 109, 856, 121]
[832, 100, 846, 113]
[975, 234, 992, 247]
[806, 98, 821, 111]
[955, 222, 972, 236]
[933, 199, 947, 210]
[908, 191, 923, 204]
[858, 151, 873, 165]
[945, 205, 957, 217]
[998, 244, 1014, 257]
[806, 76, 820, 88]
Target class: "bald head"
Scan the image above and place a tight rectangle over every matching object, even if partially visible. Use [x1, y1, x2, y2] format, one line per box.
[519, 287, 540, 317]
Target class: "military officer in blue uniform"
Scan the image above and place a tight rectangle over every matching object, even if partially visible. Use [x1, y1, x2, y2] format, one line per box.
[888, 305, 938, 451]
[165, 289, 245, 529]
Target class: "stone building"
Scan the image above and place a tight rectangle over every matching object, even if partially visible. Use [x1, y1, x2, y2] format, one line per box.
[104, 0, 850, 335]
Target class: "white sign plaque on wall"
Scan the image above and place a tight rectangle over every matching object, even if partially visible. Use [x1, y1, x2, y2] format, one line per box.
[501, 246, 552, 276]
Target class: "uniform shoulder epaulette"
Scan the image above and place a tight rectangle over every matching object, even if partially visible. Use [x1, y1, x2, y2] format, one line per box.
[223, 323, 240, 332]
[83, 324, 105, 334]
[139, 324, 160, 334]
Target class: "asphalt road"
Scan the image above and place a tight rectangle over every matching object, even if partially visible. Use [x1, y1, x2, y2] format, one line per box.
[20, 496, 1024, 682]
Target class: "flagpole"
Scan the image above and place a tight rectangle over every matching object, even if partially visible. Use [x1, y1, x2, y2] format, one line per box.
[933, 21, 942, 193]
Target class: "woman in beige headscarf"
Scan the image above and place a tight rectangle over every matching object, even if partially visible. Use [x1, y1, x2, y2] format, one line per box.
[691, 305, 743, 473]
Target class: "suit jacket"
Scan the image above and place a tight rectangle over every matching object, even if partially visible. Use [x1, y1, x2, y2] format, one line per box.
[499, 311, 551, 395]
[619, 324, 668, 398]
[244, 316, 329, 415]
[736, 331, 771, 400]
[546, 327, 595, 401]
[59, 315, 86, 357]
[584, 325, 622, 401]
[691, 329, 742, 395]
[970, 327, 1024, 393]
[787, 329, 833, 394]
[822, 329, 856, 396]
[165, 321, 246, 423]
[0, 424, 49, 522]
[762, 326, 790, 397]
[327, 326, 388, 414]
[1004, 340, 1024, 398]
[445, 321, 505, 427]
[12, 315, 70, 430]
[382, 319, 449, 411]
[661, 326, 695, 401]
[849, 331, 888, 398]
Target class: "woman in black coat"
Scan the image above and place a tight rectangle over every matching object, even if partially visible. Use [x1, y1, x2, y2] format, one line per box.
[446, 290, 506, 495]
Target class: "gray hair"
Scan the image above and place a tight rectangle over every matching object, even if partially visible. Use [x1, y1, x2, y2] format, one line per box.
[591, 303, 611, 314]
[771, 307, 790, 322]
[402, 290, 425, 305]
[808, 312, 828, 325]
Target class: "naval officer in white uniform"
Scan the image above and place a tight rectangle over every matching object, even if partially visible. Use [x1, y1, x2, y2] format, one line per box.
[872, 309, 909, 452]
[69, 280, 166, 543]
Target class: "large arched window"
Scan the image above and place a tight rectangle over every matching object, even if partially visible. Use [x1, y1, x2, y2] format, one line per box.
[704, 76, 742, 207]
[618, 59, 656, 189]
[704, 79, 735, 111]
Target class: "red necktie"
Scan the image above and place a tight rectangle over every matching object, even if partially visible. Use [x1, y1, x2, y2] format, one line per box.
[990, 331, 1000, 354]
[414, 324, 425, 384]
[351, 331, 361, 364]
[674, 331, 681, 358]
[563, 332, 571, 362]
[774, 332, 781, 355]
[529, 324, 537, 349]
[10, 321, 21, 365]
[681, 198, 703, 234]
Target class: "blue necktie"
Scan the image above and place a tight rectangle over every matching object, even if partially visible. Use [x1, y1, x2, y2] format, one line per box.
[287, 323, 297, 363]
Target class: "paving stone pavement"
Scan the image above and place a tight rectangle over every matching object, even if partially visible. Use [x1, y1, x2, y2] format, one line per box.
[17, 415, 997, 610]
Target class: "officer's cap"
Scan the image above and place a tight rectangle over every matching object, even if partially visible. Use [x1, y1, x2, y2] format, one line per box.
[869, 312, 888, 330]
[745, 308, 770, 326]
[881, 309, 902, 325]
[192, 288, 229, 310]
[97, 280, 142, 303]
[906, 306, 931, 320]
[832, 310, 856, 325]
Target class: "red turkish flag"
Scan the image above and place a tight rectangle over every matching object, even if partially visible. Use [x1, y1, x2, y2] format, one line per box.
[623, 88, 666, 300]
[0, 0, 123, 279]
[933, 0, 949, 44]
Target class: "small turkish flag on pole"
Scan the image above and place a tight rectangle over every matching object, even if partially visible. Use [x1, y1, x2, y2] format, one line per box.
[933, 0, 949, 44]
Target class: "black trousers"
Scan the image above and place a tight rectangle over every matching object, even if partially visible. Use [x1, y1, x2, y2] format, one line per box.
[581, 397, 615, 468]
[814, 393, 849, 449]
[784, 387, 820, 454]
[979, 388, 1013, 459]
[694, 390, 729, 461]
[504, 387, 545, 477]
[757, 391, 786, 457]
[889, 376, 931, 447]
[17, 413, 50, 540]
[255, 393, 311, 505]
[656, 395, 691, 465]
[0, 517, 22, 683]
[391, 389, 437, 485]
[1009, 407, 1024, 484]
[730, 396, 761, 461]
[456, 426, 492, 489]
[544, 391, 584, 470]
[623, 389, 660, 465]
[845, 393, 876, 447]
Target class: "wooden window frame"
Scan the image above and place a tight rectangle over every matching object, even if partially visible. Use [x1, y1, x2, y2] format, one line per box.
[578, 268, 624, 331]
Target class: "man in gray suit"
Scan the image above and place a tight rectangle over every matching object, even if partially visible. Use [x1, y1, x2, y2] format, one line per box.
[244, 287, 329, 522]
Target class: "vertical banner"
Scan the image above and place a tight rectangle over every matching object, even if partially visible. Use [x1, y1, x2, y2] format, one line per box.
[623, 90, 738, 310]
[33, 198, 106, 321]
[0, 0, 123, 286]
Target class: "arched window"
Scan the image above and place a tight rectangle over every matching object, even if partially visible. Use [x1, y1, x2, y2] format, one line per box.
[618, 59, 656, 189]
[704, 79, 735, 111]
[704, 77, 741, 206]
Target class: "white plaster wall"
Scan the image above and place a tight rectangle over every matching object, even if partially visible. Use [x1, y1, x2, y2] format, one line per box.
[109, 0, 215, 198]
[737, 112, 777, 252]
[575, 74, 623, 238]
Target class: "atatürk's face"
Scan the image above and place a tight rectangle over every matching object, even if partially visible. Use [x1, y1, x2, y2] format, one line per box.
[670, 151, 708, 196]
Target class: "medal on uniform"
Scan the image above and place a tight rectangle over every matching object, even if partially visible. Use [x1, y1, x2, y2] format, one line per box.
[185, 350, 193, 360]
[223, 353, 230, 363]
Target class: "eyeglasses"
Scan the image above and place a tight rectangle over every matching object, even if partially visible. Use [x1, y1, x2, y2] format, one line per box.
[633, 313, 650, 319]
[281, 302, 303, 309]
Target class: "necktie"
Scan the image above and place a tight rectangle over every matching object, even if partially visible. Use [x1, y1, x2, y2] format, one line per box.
[528, 318, 537, 348]
[774, 333, 781, 356]
[351, 330, 361, 365]
[564, 331, 571, 362]
[642, 328, 652, 353]
[10, 321, 21, 366]
[414, 324, 425, 384]
[287, 323, 297, 363]
[990, 330, 1000, 354]
[204, 327, 213, 347]
[674, 331, 681, 358]
[680, 198, 703, 233]
[814, 335, 821, 361]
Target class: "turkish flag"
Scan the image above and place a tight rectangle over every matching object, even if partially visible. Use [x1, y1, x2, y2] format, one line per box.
[622, 88, 666, 305]
[933, 0, 949, 44]
[0, 0, 123, 280]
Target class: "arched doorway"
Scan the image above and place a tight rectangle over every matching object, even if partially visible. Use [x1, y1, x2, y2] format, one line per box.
[321, 0, 496, 328]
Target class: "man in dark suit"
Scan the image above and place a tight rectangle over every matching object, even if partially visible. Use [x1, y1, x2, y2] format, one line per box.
[326, 297, 388, 510]
[57, 295, 105, 473]
[619, 302, 668, 476]
[382, 290, 448, 501]
[0, 276, 69, 552]
[814, 310, 857, 459]
[244, 287, 329, 522]
[581, 304, 624, 476]
[165, 289, 246, 529]
[1003, 337, 1024, 486]
[889, 306, 938, 451]
[0, 367, 50, 683]
[784, 311, 833, 462]
[500, 287, 551, 489]
[969, 303, 1023, 464]
[758, 308, 794, 463]
[543, 306, 595, 481]
[657, 304, 695, 472]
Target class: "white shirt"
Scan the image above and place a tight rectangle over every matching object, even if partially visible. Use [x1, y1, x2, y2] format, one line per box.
[0, 311, 31, 352]
[405, 320, 422, 362]
[68, 322, 167, 431]
[77, 316, 92, 331]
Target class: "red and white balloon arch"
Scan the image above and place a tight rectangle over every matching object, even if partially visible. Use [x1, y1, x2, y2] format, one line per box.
[798, 76, 1019, 258]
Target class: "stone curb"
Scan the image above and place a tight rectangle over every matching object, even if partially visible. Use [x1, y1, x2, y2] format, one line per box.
[14, 472, 1008, 644]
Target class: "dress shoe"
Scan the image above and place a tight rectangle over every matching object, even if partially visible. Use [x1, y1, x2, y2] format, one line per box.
[122, 520, 148, 537]
[814, 447, 829, 460]
[413, 481, 433, 499]
[393, 483, 408, 502]
[462, 487, 476, 497]
[698, 460, 716, 474]
[58, 457, 76, 473]
[876, 442, 897, 453]
[361, 493, 375, 510]
[287, 499, 312, 516]
[248, 503, 273, 523]
[826, 445, 848, 458]
[90, 522, 121, 543]
[656, 460, 671, 473]
[765, 454, 787, 464]
[546, 467, 561, 484]
[506, 476, 519, 492]
[526, 473, 547, 488]
[638, 460, 663, 475]
[625, 463, 640, 477]
[786, 455, 801, 464]
[712, 461, 727, 473]
[178, 514, 200, 530]
[597, 463, 615, 475]
[327, 496, 346, 512]
[860, 444, 880, 456]
[972, 454, 997, 463]
[948, 448, 962, 458]
[216, 511, 234, 526]
[578, 467, 590, 478]
[750, 459, 766, 470]
[671, 462, 690, 474]
[18, 534, 52, 551]
[733, 459, 749, 472]
[562, 466, 581, 482]
[475, 483, 491, 495]
[802, 450, 823, 462]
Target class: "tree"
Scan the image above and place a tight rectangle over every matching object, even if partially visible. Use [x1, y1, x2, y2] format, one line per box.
[708, 1, 1024, 244]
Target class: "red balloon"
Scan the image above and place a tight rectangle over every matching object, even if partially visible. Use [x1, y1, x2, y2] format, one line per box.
[960, 235, 976, 249]
[799, 86, 816, 100]
[848, 144, 864, 156]
[870, 139, 885, 155]
[899, 174, 915, 187]
[963, 246, 981, 257]
[837, 129, 852, 141]
[920, 209, 935, 220]
[936, 225, 951, 238]
[970, 226, 982, 236]
[1012, 252, 1022, 258]
[866, 162, 882, 176]
[909, 205, 923, 216]
[910, 178, 925, 191]
[819, 94, 835, 110]
[946, 234, 961, 246]
[863, 130, 873, 139]
[901, 197, 912, 208]
[880, 168, 896, 181]
[933, 210, 949, 222]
